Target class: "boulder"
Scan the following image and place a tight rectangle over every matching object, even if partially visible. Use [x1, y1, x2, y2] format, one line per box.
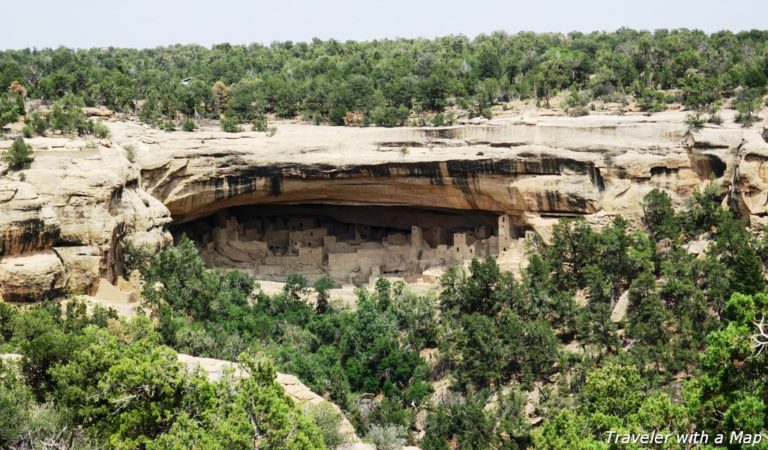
[82, 107, 114, 118]
[53, 246, 102, 294]
[0, 251, 65, 301]
[611, 291, 630, 323]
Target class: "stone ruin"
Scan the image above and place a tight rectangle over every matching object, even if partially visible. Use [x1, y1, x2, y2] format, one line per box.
[174, 205, 530, 285]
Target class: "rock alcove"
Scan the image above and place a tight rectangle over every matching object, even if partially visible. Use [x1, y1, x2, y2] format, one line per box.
[171, 204, 529, 284]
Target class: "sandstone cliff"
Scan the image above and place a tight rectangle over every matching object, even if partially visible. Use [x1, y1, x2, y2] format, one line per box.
[0, 137, 171, 301]
[2, 110, 767, 300]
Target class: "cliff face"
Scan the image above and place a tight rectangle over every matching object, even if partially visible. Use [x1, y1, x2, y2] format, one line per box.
[1, 111, 767, 300]
[138, 111, 761, 232]
[143, 157, 604, 223]
[0, 138, 171, 301]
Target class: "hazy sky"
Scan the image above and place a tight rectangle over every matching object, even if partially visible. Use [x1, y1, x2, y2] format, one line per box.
[3, 0, 767, 49]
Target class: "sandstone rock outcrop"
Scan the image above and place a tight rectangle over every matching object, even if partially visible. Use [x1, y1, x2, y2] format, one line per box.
[0, 137, 171, 300]
[177, 353, 362, 444]
[0, 251, 65, 301]
[2, 110, 767, 300]
[132, 112, 765, 232]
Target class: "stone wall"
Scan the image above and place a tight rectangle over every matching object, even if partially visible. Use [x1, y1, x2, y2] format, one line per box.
[184, 208, 524, 285]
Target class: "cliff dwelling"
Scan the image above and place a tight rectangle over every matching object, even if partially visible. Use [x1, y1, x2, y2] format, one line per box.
[172, 204, 531, 285]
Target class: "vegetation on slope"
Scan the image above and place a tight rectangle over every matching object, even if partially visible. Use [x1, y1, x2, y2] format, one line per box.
[1, 29, 767, 130]
[119, 182, 768, 448]
[0, 302, 324, 449]
[4, 180, 765, 448]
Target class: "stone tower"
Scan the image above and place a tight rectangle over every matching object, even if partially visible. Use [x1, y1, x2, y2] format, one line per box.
[498, 215, 513, 253]
[410, 225, 423, 248]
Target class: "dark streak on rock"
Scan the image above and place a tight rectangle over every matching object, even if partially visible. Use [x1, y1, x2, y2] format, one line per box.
[183, 157, 604, 207]
[270, 176, 282, 197]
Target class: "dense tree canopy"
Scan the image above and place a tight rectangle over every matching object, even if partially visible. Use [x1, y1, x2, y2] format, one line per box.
[1, 29, 766, 129]
[0, 302, 324, 449]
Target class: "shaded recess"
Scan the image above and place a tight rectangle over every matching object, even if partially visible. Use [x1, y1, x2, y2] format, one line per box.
[152, 156, 605, 224]
[172, 204, 529, 284]
[688, 152, 727, 179]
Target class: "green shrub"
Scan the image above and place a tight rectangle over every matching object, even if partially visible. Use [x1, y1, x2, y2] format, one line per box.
[431, 111, 455, 127]
[2, 138, 34, 170]
[284, 273, 309, 302]
[49, 93, 89, 135]
[220, 115, 242, 133]
[733, 87, 762, 127]
[707, 113, 723, 125]
[122, 239, 153, 274]
[138, 98, 160, 125]
[735, 112, 759, 126]
[124, 144, 136, 163]
[90, 121, 110, 138]
[370, 105, 410, 127]
[0, 92, 24, 127]
[313, 276, 334, 314]
[641, 188, 679, 241]
[0, 361, 36, 446]
[685, 111, 705, 130]
[29, 113, 48, 136]
[161, 120, 176, 132]
[181, 118, 196, 132]
[251, 113, 268, 132]
[568, 106, 590, 117]
[304, 403, 345, 449]
[684, 181, 724, 235]
[636, 88, 666, 114]
[564, 90, 591, 116]
[403, 381, 433, 406]
[366, 424, 406, 450]
[22, 124, 33, 138]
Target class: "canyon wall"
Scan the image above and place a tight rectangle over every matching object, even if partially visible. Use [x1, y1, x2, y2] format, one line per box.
[2, 111, 767, 300]
[0, 139, 171, 301]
